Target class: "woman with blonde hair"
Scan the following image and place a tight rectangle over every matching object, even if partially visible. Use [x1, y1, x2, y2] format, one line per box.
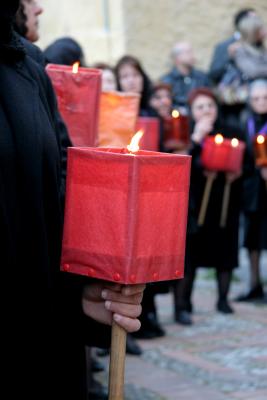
[234, 15, 267, 80]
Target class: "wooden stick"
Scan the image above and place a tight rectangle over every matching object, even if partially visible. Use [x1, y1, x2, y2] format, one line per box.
[198, 173, 216, 226]
[108, 320, 127, 400]
[220, 181, 232, 228]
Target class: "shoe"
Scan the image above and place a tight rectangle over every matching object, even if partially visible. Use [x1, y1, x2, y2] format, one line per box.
[175, 310, 193, 325]
[91, 357, 105, 373]
[186, 303, 193, 314]
[132, 313, 165, 339]
[88, 378, 108, 400]
[217, 300, 234, 314]
[235, 285, 264, 302]
[126, 335, 143, 356]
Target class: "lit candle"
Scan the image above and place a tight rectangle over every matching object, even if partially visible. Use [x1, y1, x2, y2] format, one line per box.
[163, 110, 190, 151]
[254, 134, 267, 166]
[46, 63, 102, 147]
[201, 134, 245, 173]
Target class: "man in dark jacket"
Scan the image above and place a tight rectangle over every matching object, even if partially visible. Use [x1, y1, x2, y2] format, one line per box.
[0, 2, 144, 399]
[209, 8, 256, 84]
[161, 42, 210, 112]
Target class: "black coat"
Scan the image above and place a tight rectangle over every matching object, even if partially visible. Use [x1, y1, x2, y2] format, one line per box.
[242, 111, 267, 250]
[188, 122, 246, 270]
[209, 36, 236, 84]
[161, 67, 210, 109]
[0, 33, 109, 399]
[21, 37, 73, 202]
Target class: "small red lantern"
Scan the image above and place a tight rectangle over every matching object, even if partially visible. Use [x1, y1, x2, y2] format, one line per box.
[198, 134, 245, 227]
[201, 134, 245, 173]
[254, 134, 267, 167]
[136, 117, 160, 152]
[46, 63, 101, 147]
[163, 110, 190, 151]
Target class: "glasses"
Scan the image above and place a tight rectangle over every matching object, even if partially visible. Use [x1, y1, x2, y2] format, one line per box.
[251, 96, 267, 102]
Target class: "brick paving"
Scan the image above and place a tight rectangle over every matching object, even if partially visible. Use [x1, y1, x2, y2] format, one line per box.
[96, 250, 267, 399]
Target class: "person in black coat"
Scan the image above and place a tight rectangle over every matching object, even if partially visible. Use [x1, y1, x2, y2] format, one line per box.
[161, 42, 210, 112]
[0, 2, 144, 399]
[176, 88, 247, 320]
[236, 80, 267, 301]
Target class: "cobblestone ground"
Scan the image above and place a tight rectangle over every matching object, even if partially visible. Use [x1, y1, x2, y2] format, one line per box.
[96, 250, 267, 400]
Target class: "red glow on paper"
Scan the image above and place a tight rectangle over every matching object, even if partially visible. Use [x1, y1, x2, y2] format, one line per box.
[163, 113, 190, 150]
[61, 147, 191, 284]
[201, 135, 245, 173]
[136, 117, 160, 152]
[46, 64, 101, 147]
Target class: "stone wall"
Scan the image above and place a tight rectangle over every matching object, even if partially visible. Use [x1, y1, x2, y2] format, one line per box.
[38, 0, 267, 79]
[122, 0, 267, 79]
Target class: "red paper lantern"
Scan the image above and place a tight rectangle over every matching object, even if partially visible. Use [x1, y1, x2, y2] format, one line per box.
[254, 134, 267, 167]
[201, 134, 245, 173]
[163, 111, 190, 150]
[136, 117, 160, 152]
[61, 147, 191, 284]
[46, 63, 101, 147]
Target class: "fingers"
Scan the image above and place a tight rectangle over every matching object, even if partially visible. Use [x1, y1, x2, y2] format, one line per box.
[113, 314, 141, 333]
[83, 282, 123, 302]
[82, 299, 113, 326]
[105, 301, 142, 319]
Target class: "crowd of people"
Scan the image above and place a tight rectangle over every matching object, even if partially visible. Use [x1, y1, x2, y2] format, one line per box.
[1, 1, 267, 399]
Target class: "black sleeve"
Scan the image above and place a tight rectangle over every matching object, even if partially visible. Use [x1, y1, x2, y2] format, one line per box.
[41, 69, 73, 202]
[60, 273, 111, 349]
[209, 43, 230, 84]
[25, 54, 72, 203]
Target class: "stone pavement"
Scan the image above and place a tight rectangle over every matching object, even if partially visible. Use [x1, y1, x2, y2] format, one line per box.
[96, 250, 267, 400]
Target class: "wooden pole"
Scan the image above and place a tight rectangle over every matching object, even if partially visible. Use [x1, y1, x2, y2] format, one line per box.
[108, 321, 127, 400]
[220, 181, 232, 228]
[198, 173, 216, 226]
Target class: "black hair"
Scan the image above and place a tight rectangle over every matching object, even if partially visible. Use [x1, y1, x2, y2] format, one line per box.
[115, 55, 152, 111]
[43, 37, 85, 66]
[234, 8, 255, 28]
[14, 2, 28, 38]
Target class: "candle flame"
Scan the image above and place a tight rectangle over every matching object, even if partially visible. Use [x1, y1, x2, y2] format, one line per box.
[127, 130, 144, 153]
[172, 110, 180, 119]
[72, 62, 80, 74]
[231, 138, 239, 148]
[257, 134, 265, 145]
[214, 134, 224, 145]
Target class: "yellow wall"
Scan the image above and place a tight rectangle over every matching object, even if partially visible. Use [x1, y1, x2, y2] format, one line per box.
[38, 0, 267, 79]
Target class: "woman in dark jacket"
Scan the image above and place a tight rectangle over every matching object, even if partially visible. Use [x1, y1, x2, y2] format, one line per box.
[237, 79, 267, 301]
[178, 88, 247, 320]
[1, 2, 143, 398]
